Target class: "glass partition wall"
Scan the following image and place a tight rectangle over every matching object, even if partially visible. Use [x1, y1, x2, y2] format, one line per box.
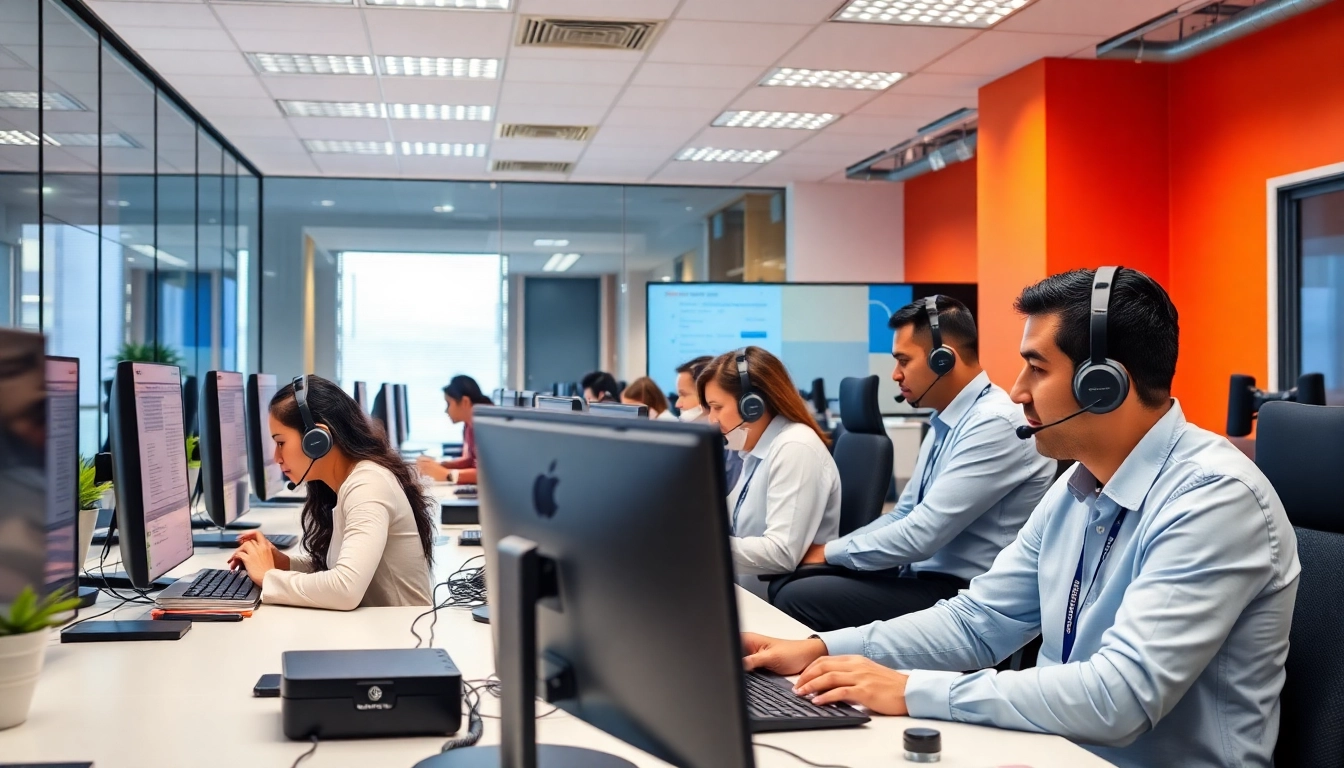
[0, 0, 258, 455]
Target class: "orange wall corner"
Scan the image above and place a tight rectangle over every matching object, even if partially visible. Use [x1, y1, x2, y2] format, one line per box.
[904, 157, 977, 284]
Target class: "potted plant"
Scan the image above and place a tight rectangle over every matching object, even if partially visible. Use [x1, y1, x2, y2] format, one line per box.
[0, 587, 80, 729]
[76, 455, 111, 565]
[109, 341, 183, 368]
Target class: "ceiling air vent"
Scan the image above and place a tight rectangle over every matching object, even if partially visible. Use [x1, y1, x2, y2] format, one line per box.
[498, 124, 595, 141]
[492, 160, 573, 174]
[517, 17, 663, 51]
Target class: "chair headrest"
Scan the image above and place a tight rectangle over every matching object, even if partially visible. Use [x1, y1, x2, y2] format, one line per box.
[1256, 401, 1344, 534]
[839, 376, 884, 435]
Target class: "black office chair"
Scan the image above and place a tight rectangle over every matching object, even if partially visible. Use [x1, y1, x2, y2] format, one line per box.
[764, 376, 893, 602]
[1257, 401, 1344, 768]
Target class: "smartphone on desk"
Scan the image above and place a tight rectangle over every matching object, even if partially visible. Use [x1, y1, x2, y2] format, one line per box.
[253, 673, 281, 698]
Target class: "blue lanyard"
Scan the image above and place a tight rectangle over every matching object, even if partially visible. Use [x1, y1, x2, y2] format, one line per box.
[1062, 505, 1129, 663]
[731, 458, 761, 535]
[916, 384, 993, 504]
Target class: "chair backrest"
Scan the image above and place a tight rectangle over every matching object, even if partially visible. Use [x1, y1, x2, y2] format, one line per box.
[833, 376, 893, 535]
[1257, 401, 1344, 768]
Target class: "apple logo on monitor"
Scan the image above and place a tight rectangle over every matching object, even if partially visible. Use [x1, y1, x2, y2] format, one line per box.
[532, 460, 559, 519]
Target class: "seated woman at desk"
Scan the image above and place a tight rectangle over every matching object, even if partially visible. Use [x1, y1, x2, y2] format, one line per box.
[697, 347, 841, 598]
[416, 375, 491, 485]
[620, 376, 677, 420]
[230, 375, 435, 610]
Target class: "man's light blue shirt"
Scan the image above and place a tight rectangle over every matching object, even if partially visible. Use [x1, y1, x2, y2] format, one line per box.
[819, 401, 1299, 768]
[824, 371, 1056, 582]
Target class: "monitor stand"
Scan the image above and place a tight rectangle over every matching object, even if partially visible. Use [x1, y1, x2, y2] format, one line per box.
[191, 518, 260, 530]
[77, 586, 99, 608]
[413, 537, 633, 768]
[78, 572, 176, 592]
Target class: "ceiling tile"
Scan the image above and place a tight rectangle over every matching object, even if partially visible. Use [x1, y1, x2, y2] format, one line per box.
[516, 0, 680, 18]
[206, 115, 295, 138]
[191, 96, 285, 119]
[647, 20, 811, 66]
[490, 138, 587, 162]
[855, 92, 976, 120]
[110, 25, 236, 51]
[617, 86, 738, 110]
[261, 75, 383, 101]
[494, 103, 610, 126]
[820, 114, 926, 138]
[312, 154, 403, 176]
[377, 78, 502, 104]
[590, 122, 699, 148]
[676, 0, 835, 25]
[394, 156, 492, 179]
[84, 1, 218, 28]
[579, 145, 672, 164]
[138, 49, 253, 77]
[738, 165, 833, 185]
[629, 62, 766, 90]
[781, 23, 978, 72]
[652, 161, 758, 184]
[603, 106, 717, 129]
[212, 5, 363, 32]
[250, 153, 321, 176]
[226, 25, 372, 55]
[787, 133, 893, 160]
[363, 8, 513, 57]
[689, 126, 815, 152]
[163, 74, 271, 99]
[924, 30, 1100, 75]
[288, 117, 391, 140]
[728, 86, 877, 114]
[498, 81, 623, 108]
[996, 0, 1183, 37]
[227, 136, 310, 155]
[891, 72, 994, 99]
[504, 58, 638, 85]
[390, 121, 495, 144]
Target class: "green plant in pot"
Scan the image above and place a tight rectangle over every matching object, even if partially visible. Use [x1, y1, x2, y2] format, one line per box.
[109, 341, 184, 367]
[76, 455, 111, 568]
[0, 586, 80, 729]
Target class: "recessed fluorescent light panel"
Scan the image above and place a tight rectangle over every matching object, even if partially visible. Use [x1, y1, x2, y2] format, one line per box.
[0, 131, 139, 147]
[364, 0, 509, 7]
[832, 0, 1029, 28]
[677, 148, 781, 163]
[0, 131, 41, 146]
[761, 67, 903, 90]
[247, 53, 374, 75]
[534, 239, 569, 247]
[278, 100, 492, 120]
[712, 111, 837, 130]
[379, 56, 500, 79]
[542, 253, 581, 272]
[303, 139, 488, 156]
[433, 204, 455, 213]
[0, 91, 85, 110]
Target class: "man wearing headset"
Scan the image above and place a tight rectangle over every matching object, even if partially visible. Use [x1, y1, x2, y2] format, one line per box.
[773, 295, 1056, 631]
[743, 268, 1299, 768]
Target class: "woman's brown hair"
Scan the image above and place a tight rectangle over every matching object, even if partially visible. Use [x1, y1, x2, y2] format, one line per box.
[622, 376, 670, 415]
[696, 347, 830, 446]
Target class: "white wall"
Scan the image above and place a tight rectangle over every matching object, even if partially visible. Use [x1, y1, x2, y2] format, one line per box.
[786, 181, 905, 282]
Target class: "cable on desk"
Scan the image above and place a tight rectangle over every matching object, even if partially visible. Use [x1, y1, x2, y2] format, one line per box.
[437, 680, 485, 752]
[470, 675, 561, 720]
[752, 742, 854, 768]
[410, 555, 486, 649]
[63, 597, 135, 629]
[290, 734, 319, 768]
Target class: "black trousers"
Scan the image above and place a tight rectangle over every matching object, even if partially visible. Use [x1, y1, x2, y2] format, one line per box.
[772, 569, 968, 633]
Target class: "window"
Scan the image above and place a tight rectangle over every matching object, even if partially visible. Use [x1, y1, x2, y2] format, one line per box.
[338, 251, 504, 445]
[1279, 173, 1344, 404]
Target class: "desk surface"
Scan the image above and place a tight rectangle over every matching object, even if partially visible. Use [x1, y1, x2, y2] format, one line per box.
[2, 494, 1113, 768]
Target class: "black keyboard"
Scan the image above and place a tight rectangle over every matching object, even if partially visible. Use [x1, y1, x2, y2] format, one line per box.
[266, 533, 299, 549]
[744, 671, 870, 732]
[181, 568, 258, 601]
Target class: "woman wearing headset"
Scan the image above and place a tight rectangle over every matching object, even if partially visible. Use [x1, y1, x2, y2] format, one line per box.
[697, 347, 841, 597]
[229, 375, 435, 610]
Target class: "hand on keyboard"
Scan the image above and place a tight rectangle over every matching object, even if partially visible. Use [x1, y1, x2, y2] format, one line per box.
[742, 632, 829, 676]
[230, 533, 284, 586]
[792, 655, 910, 716]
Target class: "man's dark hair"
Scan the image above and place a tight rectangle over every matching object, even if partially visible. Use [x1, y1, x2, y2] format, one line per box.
[888, 295, 979, 362]
[676, 355, 713, 377]
[581, 371, 620, 402]
[1014, 267, 1179, 409]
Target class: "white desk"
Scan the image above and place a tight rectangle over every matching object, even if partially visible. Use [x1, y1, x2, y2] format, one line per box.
[1, 499, 1112, 768]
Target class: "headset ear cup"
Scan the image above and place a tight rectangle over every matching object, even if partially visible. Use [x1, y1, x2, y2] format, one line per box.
[302, 426, 333, 460]
[928, 346, 956, 377]
[1073, 362, 1130, 415]
[739, 392, 767, 423]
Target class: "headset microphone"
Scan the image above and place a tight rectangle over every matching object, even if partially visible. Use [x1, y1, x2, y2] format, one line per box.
[1015, 402, 1100, 440]
[287, 458, 316, 491]
[895, 370, 946, 407]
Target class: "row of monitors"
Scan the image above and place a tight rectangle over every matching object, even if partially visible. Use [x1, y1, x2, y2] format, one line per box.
[492, 389, 649, 419]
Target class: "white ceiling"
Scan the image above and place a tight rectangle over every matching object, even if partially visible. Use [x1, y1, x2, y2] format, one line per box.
[80, 0, 1186, 185]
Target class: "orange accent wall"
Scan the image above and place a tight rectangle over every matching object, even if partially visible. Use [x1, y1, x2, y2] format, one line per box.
[976, 61, 1048, 388]
[904, 157, 977, 283]
[1167, 0, 1344, 431]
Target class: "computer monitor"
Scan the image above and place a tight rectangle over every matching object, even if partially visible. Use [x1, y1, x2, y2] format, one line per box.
[353, 381, 369, 412]
[182, 374, 199, 438]
[372, 383, 400, 448]
[395, 383, 410, 445]
[428, 408, 752, 768]
[534, 395, 585, 412]
[199, 371, 251, 534]
[45, 356, 80, 600]
[0, 330, 59, 605]
[110, 361, 195, 588]
[246, 373, 289, 502]
[588, 402, 648, 419]
[517, 390, 537, 408]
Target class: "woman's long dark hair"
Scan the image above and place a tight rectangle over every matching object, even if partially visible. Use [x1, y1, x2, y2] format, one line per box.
[270, 376, 436, 569]
[443, 375, 492, 405]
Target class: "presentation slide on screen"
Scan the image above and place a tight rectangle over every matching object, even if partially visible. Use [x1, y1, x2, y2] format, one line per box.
[647, 284, 920, 414]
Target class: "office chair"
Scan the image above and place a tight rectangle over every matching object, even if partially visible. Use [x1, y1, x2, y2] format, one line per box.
[1257, 401, 1344, 768]
[764, 376, 893, 602]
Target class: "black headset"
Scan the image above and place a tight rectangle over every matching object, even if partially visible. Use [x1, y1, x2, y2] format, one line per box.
[924, 295, 956, 377]
[735, 350, 767, 423]
[293, 375, 333, 460]
[1072, 266, 1130, 414]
